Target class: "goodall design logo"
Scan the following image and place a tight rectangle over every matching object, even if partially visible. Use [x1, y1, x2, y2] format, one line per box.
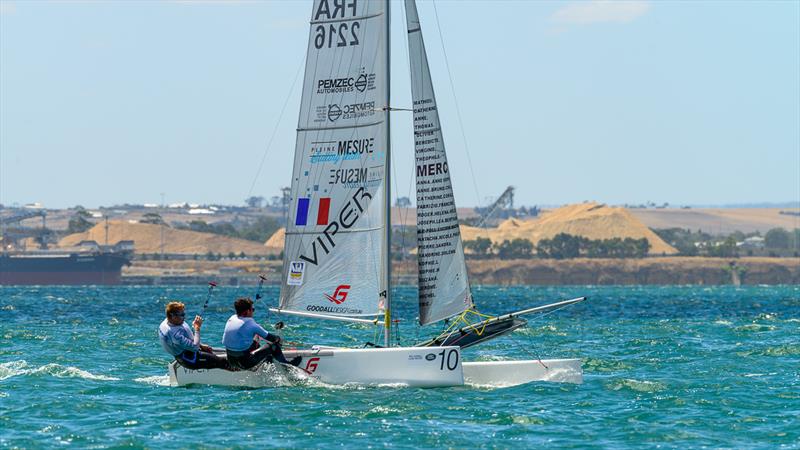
[304, 357, 320, 374]
[324, 285, 350, 304]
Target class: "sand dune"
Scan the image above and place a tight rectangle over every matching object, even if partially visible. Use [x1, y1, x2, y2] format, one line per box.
[60, 220, 276, 255]
[264, 227, 286, 251]
[461, 203, 677, 255]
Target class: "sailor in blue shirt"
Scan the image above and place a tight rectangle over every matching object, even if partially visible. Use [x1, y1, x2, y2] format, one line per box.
[222, 297, 300, 369]
[158, 301, 228, 370]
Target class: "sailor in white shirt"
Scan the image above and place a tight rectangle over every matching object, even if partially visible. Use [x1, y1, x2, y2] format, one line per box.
[158, 301, 228, 370]
[222, 297, 300, 369]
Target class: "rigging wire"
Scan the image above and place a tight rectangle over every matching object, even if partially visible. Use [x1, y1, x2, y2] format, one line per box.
[245, 58, 305, 200]
[391, 0, 417, 292]
[431, 0, 482, 208]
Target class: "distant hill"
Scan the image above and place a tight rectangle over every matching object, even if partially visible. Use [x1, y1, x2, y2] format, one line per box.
[60, 220, 278, 255]
[263, 203, 678, 255]
[461, 203, 678, 255]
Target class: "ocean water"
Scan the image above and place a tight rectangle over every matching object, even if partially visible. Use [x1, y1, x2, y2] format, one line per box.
[0, 285, 798, 448]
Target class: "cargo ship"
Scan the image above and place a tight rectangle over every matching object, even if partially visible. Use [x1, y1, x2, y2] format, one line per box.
[0, 240, 133, 285]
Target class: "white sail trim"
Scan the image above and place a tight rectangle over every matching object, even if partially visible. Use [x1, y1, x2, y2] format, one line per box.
[280, 0, 388, 318]
[405, 0, 473, 326]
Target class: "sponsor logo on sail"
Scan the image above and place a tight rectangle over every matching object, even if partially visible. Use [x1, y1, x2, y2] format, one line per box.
[327, 104, 342, 122]
[327, 166, 382, 187]
[324, 284, 350, 304]
[315, 101, 377, 123]
[354, 73, 368, 92]
[306, 304, 363, 315]
[321, 102, 376, 122]
[298, 187, 372, 267]
[309, 138, 376, 164]
[286, 261, 306, 286]
[316, 73, 374, 94]
[425, 353, 437, 361]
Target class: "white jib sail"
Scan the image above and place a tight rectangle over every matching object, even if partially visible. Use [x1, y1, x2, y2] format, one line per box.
[280, 0, 388, 317]
[405, 0, 472, 326]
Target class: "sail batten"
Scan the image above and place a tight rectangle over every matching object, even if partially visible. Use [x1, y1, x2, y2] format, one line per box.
[405, 0, 473, 326]
[297, 119, 384, 132]
[279, 0, 389, 319]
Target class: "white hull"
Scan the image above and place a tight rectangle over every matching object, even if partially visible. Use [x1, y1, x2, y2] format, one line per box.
[463, 359, 583, 387]
[168, 346, 582, 389]
[170, 346, 464, 388]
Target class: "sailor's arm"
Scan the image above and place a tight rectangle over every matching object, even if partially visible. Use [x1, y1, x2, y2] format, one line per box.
[191, 316, 205, 349]
[255, 322, 281, 344]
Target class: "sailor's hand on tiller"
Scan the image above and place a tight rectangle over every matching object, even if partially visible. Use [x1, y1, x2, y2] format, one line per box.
[193, 315, 203, 331]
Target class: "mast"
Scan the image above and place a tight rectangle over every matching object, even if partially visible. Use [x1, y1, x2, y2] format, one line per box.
[383, 0, 392, 348]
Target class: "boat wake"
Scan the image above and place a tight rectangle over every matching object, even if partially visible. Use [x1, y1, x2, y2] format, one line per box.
[0, 360, 120, 381]
[133, 375, 171, 387]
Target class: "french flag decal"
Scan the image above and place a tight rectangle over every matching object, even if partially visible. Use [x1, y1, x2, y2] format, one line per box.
[295, 197, 331, 226]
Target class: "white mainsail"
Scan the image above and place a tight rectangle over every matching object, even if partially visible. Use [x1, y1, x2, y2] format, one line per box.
[280, 0, 389, 318]
[405, 0, 473, 325]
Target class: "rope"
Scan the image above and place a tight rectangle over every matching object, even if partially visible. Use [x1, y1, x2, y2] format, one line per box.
[502, 302, 581, 369]
[431, 0, 481, 207]
[245, 57, 305, 199]
[436, 307, 493, 344]
[505, 330, 549, 370]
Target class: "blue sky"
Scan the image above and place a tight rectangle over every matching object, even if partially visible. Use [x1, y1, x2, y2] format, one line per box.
[1, 0, 798, 209]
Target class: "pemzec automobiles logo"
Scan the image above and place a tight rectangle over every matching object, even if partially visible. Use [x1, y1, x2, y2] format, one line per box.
[354, 74, 368, 92]
[327, 104, 342, 122]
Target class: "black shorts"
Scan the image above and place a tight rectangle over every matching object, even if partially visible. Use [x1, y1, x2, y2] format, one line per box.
[226, 341, 289, 370]
[176, 349, 229, 370]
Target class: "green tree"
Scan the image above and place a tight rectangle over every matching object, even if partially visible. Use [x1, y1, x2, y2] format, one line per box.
[464, 237, 493, 258]
[509, 238, 533, 258]
[765, 228, 791, 249]
[536, 233, 583, 259]
[708, 236, 738, 257]
[245, 196, 265, 208]
[67, 207, 94, 234]
[238, 216, 281, 242]
[631, 238, 651, 258]
[141, 212, 165, 225]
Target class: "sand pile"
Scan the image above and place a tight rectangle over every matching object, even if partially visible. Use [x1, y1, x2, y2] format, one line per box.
[264, 227, 286, 250]
[59, 220, 276, 255]
[461, 203, 677, 255]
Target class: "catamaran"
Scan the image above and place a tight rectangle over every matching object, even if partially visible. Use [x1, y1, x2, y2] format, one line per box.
[169, 0, 585, 388]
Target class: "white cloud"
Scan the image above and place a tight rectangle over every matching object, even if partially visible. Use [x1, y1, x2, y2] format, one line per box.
[551, 0, 650, 25]
[0, 1, 16, 16]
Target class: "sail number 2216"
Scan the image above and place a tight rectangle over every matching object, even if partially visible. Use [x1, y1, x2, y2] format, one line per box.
[315, 22, 360, 49]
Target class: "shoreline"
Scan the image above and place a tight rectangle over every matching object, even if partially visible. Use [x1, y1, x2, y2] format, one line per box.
[123, 257, 799, 286]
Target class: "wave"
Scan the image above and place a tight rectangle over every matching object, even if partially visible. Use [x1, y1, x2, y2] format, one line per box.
[606, 378, 667, 393]
[133, 375, 171, 387]
[0, 360, 120, 381]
